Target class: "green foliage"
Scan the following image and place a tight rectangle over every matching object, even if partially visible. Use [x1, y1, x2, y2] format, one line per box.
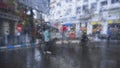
[8, 0, 15, 6]
[15, 11, 20, 16]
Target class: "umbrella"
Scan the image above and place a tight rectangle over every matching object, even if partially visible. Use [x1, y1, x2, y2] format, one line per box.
[64, 23, 72, 26]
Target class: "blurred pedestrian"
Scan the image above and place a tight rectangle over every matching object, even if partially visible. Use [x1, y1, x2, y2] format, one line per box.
[5, 31, 9, 45]
[43, 28, 52, 54]
[69, 30, 75, 39]
[81, 31, 88, 42]
[60, 25, 67, 42]
[17, 32, 21, 44]
[37, 29, 43, 44]
[107, 29, 111, 41]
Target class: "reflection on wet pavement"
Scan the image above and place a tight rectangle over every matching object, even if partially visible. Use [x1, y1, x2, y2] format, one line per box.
[0, 41, 120, 68]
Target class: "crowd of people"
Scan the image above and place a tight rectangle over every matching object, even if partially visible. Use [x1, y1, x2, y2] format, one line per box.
[36, 24, 90, 54]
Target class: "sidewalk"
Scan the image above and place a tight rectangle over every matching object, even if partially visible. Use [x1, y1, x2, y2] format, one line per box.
[0, 42, 40, 51]
[0, 34, 37, 51]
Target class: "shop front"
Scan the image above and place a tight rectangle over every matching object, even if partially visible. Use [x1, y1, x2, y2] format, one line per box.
[91, 21, 101, 35]
[80, 23, 87, 32]
[108, 19, 120, 39]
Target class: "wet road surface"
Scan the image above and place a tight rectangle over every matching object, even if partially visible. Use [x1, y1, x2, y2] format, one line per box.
[0, 41, 120, 68]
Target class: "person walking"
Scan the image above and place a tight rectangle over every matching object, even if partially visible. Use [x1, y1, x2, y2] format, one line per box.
[81, 31, 88, 42]
[60, 25, 67, 43]
[17, 32, 21, 44]
[107, 28, 111, 41]
[5, 31, 9, 45]
[43, 28, 52, 54]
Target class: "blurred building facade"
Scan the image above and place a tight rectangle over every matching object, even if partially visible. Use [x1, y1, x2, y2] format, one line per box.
[17, 0, 50, 31]
[0, 0, 19, 36]
[17, 0, 50, 20]
[49, 0, 120, 36]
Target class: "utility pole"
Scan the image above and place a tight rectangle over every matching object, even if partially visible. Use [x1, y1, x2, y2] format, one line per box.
[29, 9, 35, 43]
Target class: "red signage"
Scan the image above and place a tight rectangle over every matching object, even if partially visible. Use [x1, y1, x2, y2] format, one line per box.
[0, 2, 8, 8]
[17, 24, 22, 32]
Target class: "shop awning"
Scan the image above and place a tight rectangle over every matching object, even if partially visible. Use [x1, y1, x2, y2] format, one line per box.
[108, 19, 120, 24]
[91, 21, 101, 25]
[108, 20, 113, 24]
[64, 23, 72, 26]
[91, 22, 97, 25]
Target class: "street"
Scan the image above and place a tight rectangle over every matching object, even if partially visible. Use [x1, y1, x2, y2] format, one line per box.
[0, 41, 120, 68]
[0, 0, 120, 68]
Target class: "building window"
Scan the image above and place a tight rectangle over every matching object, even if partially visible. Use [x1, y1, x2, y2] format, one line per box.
[76, 7, 81, 14]
[66, 0, 72, 3]
[91, 3, 97, 11]
[84, 0, 88, 2]
[68, 8, 72, 13]
[101, 1, 108, 6]
[111, 0, 120, 3]
[83, 5, 88, 12]
[65, 8, 71, 15]
[65, 12, 69, 16]
[57, 2, 61, 6]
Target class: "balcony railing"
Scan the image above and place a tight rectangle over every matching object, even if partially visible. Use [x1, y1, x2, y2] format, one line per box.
[0, 11, 19, 21]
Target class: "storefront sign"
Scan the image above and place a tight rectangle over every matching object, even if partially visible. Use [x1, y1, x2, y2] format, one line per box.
[108, 19, 120, 24]
[91, 21, 101, 25]
[91, 22, 97, 25]
[108, 20, 113, 24]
